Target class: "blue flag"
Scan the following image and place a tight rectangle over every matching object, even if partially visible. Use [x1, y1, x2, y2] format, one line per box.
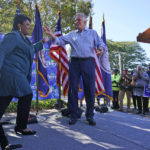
[32, 5, 50, 97]
[15, 0, 21, 15]
[99, 17, 113, 101]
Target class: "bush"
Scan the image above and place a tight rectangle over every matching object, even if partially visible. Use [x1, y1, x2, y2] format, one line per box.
[6, 99, 67, 113]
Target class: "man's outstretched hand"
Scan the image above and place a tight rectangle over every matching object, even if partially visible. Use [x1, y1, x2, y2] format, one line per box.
[96, 47, 104, 57]
[43, 26, 56, 40]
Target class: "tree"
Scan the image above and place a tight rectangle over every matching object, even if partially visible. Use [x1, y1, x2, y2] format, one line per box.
[107, 40, 150, 71]
[0, 0, 34, 33]
[0, 0, 93, 34]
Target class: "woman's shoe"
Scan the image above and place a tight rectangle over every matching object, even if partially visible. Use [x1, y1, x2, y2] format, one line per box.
[14, 126, 36, 135]
[2, 144, 22, 150]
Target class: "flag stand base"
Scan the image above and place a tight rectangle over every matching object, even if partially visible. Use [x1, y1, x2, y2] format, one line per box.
[107, 106, 114, 112]
[54, 99, 64, 110]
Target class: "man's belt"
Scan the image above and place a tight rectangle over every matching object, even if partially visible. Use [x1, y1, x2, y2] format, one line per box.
[71, 57, 94, 61]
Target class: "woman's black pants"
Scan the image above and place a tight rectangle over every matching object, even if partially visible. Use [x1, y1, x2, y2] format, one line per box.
[0, 93, 33, 148]
[136, 96, 149, 112]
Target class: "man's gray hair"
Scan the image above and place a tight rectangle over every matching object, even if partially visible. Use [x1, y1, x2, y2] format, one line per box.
[76, 13, 87, 21]
[136, 64, 142, 70]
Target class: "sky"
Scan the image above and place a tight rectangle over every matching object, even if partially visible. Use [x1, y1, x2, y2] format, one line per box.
[92, 0, 150, 58]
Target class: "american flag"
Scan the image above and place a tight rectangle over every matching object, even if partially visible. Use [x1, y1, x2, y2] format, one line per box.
[89, 16, 105, 96]
[49, 11, 69, 96]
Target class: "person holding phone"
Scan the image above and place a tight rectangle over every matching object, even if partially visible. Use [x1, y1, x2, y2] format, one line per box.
[132, 65, 149, 114]
[118, 68, 132, 112]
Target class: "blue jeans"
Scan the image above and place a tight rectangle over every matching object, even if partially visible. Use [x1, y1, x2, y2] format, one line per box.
[68, 57, 95, 119]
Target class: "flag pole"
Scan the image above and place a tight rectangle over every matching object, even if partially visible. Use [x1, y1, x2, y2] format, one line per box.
[103, 13, 105, 21]
[58, 10, 61, 109]
[16, 0, 19, 8]
[35, 2, 39, 116]
[58, 47, 62, 109]
[36, 52, 39, 115]
[33, 3, 46, 122]
[55, 11, 63, 109]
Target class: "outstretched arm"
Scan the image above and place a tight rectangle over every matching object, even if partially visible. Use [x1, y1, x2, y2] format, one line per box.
[43, 25, 71, 46]
[43, 26, 56, 40]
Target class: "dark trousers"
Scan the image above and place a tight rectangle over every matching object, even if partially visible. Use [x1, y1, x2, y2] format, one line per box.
[0, 94, 32, 148]
[0, 124, 8, 149]
[135, 96, 149, 112]
[68, 58, 95, 119]
[112, 91, 119, 108]
[132, 95, 137, 109]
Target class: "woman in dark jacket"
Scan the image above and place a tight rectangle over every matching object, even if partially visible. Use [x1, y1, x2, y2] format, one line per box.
[0, 14, 47, 150]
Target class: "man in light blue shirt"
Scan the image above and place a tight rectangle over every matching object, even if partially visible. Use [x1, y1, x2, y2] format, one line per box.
[44, 13, 105, 125]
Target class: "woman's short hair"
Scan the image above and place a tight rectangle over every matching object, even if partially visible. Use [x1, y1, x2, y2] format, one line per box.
[12, 14, 31, 31]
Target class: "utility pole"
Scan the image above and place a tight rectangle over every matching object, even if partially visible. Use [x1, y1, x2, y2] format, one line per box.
[118, 52, 122, 74]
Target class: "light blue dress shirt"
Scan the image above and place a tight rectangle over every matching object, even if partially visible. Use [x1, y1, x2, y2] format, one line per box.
[55, 28, 105, 58]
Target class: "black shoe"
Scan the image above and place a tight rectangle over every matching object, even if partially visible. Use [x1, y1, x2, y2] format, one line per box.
[111, 106, 118, 109]
[136, 111, 142, 114]
[86, 118, 96, 126]
[14, 126, 36, 135]
[145, 109, 149, 112]
[69, 118, 77, 125]
[2, 144, 22, 150]
[78, 114, 82, 119]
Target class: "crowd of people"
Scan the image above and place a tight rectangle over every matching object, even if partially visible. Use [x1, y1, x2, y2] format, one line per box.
[111, 64, 150, 115]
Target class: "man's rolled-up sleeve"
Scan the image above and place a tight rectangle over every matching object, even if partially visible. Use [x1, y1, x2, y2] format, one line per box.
[53, 34, 71, 46]
[94, 30, 105, 50]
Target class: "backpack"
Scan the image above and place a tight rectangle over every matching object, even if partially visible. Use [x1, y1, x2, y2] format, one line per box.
[95, 104, 108, 113]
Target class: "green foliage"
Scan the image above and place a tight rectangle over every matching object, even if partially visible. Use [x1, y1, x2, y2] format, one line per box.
[107, 40, 150, 71]
[0, 0, 93, 34]
[0, 0, 35, 33]
[36, 0, 93, 33]
[6, 99, 67, 113]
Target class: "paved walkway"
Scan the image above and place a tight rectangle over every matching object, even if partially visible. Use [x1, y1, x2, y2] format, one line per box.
[2, 109, 150, 150]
